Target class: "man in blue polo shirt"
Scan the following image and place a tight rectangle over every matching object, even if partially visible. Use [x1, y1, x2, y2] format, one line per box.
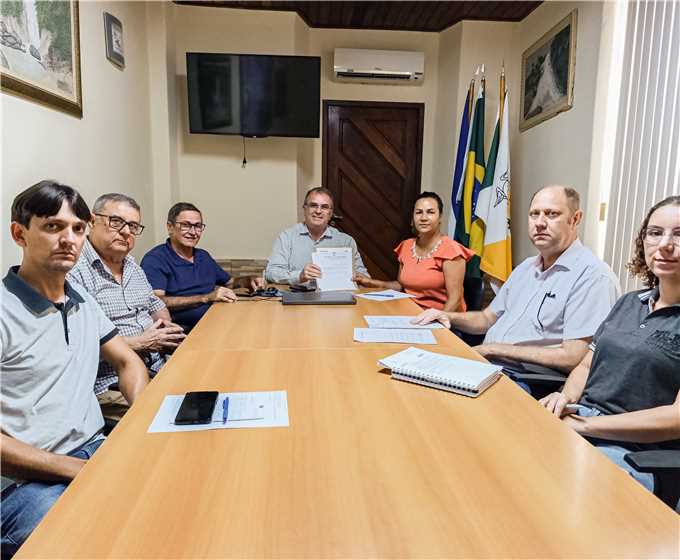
[1, 180, 149, 556]
[141, 202, 263, 330]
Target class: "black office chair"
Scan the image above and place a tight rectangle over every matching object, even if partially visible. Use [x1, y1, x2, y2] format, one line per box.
[457, 276, 486, 347]
[624, 449, 680, 511]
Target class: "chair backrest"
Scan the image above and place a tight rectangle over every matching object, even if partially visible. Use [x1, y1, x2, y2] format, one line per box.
[463, 276, 485, 311]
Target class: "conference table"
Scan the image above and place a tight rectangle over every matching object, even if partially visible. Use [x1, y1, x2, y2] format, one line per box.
[16, 293, 679, 558]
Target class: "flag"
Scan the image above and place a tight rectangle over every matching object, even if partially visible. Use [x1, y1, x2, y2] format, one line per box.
[476, 79, 512, 283]
[455, 81, 485, 279]
[448, 82, 473, 239]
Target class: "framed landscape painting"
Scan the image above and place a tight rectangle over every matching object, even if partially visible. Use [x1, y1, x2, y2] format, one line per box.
[0, 0, 82, 118]
[520, 10, 577, 132]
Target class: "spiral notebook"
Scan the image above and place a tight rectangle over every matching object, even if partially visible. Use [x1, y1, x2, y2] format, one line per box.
[379, 347, 501, 398]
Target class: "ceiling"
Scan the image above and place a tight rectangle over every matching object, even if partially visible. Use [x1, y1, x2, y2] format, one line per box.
[174, 1, 542, 33]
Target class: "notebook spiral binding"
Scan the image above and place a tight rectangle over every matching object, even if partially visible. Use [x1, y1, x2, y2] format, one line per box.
[396, 367, 475, 391]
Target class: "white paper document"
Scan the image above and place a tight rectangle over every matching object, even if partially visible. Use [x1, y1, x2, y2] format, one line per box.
[355, 289, 415, 301]
[148, 391, 289, 433]
[364, 315, 445, 330]
[353, 328, 437, 344]
[312, 247, 357, 291]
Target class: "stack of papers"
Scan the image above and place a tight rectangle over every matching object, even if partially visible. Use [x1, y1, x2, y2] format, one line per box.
[353, 315, 444, 344]
[356, 289, 414, 301]
[353, 328, 437, 344]
[148, 391, 289, 433]
[312, 248, 357, 291]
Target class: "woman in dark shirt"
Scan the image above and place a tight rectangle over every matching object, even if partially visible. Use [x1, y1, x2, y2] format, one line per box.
[540, 196, 680, 491]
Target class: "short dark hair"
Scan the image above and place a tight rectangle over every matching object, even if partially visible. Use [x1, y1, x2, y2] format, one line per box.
[303, 187, 335, 207]
[530, 185, 581, 214]
[414, 191, 444, 214]
[11, 180, 90, 228]
[627, 195, 680, 287]
[167, 202, 202, 224]
[93, 193, 141, 213]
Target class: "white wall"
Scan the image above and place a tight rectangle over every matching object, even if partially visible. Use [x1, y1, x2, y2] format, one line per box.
[511, 1, 605, 260]
[1, 1, 154, 269]
[172, 6, 300, 261]
[171, 5, 440, 259]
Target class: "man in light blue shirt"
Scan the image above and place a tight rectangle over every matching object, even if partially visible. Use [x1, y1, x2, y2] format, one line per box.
[414, 185, 620, 373]
[265, 187, 369, 285]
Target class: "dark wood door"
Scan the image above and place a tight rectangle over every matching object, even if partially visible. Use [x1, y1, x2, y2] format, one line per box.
[323, 100, 424, 280]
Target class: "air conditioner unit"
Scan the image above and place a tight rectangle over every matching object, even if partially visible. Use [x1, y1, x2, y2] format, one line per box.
[333, 48, 424, 85]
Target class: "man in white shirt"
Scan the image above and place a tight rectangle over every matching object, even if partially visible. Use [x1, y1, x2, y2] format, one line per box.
[265, 187, 369, 285]
[414, 185, 620, 372]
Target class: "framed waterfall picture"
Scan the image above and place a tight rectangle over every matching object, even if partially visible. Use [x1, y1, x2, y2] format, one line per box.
[520, 10, 577, 131]
[0, 0, 82, 118]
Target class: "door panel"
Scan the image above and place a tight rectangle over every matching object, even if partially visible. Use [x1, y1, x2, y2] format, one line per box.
[324, 101, 424, 280]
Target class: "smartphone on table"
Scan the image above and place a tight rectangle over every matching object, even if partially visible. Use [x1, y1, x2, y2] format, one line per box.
[174, 391, 219, 425]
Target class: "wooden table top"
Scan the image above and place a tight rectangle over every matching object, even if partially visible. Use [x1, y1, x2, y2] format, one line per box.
[16, 298, 680, 558]
[179, 295, 477, 353]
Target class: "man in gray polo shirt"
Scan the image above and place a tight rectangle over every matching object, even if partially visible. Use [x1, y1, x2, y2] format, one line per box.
[1, 181, 149, 556]
[414, 185, 620, 373]
[265, 187, 369, 285]
[68, 193, 185, 421]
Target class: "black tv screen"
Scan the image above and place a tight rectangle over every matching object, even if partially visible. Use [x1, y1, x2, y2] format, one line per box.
[187, 53, 320, 138]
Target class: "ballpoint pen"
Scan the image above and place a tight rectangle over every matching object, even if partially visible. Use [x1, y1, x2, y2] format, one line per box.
[369, 294, 396, 298]
[222, 396, 229, 424]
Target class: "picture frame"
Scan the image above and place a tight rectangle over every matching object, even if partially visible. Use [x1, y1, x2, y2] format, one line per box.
[520, 10, 577, 132]
[0, 0, 82, 118]
[103, 11, 124, 69]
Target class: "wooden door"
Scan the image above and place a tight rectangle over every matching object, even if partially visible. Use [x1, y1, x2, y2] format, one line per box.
[323, 100, 424, 280]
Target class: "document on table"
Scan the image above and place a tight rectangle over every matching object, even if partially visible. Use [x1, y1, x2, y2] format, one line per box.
[353, 328, 437, 344]
[355, 289, 415, 301]
[312, 247, 357, 291]
[148, 391, 289, 433]
[364, 315, 446, 330]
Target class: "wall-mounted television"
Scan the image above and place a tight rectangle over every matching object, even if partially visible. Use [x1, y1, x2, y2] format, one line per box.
[186, 53, 321, 138]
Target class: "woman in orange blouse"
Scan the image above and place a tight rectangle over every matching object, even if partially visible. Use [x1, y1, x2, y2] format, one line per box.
[354, 192, 474, 311]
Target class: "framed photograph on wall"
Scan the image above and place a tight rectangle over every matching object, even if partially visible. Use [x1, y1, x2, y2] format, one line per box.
[0, 0, 82, 118]
[520, 10, 577, 132]
[103, 11, 124, 69]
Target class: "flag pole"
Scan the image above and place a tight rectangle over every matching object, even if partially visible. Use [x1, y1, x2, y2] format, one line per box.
[480, 63, 486, 96]
[499, 61, 506, 130]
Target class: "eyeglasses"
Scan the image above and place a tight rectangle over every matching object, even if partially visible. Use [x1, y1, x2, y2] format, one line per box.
[94, 213, 145, 236]
[174, 221, 206, 233]
[643, 227, 680, 246]
[305, 203, 332, 212]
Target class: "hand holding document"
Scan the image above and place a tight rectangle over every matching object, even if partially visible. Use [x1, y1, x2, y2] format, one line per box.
[356, 289, 414, 301]
[312, 248, 357, 291]
[353, 328, 437, 344]
[364, 315, 445, 330]
[148, 391, 289, 433]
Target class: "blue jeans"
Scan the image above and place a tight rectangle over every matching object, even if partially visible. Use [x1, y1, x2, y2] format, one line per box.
[572, 405, 654, 492]
[1, 436, 104, 559]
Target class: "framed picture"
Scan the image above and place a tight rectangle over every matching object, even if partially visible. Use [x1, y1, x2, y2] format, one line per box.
[103, 12, 124, 69]
[0, 0, 82, 118]
[520, 10, 577, 132]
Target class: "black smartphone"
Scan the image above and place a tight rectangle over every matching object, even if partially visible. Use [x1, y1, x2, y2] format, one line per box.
[174, 391, 219, 425]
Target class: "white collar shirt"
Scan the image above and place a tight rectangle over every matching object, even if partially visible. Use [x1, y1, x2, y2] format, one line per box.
[485, 239, 621, 346]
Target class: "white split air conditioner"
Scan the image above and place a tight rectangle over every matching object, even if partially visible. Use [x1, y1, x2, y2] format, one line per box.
[333, 48, 424, 85]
